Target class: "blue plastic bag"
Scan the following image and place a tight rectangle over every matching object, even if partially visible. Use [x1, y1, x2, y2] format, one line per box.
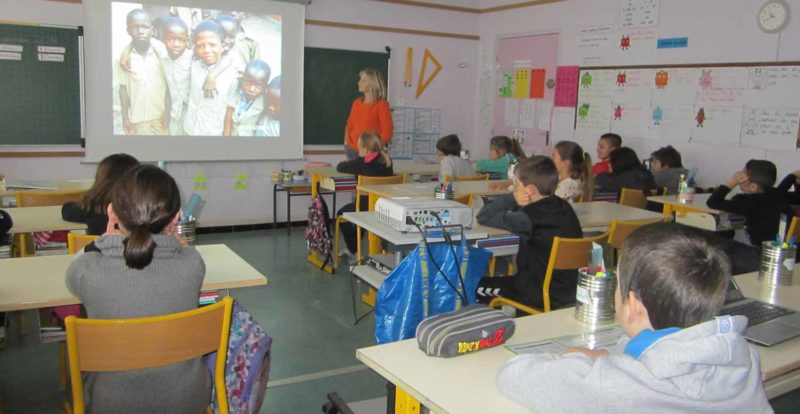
[375, 230, 491, 344]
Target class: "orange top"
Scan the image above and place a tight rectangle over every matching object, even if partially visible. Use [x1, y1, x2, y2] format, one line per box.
[344, 98, 393, 150]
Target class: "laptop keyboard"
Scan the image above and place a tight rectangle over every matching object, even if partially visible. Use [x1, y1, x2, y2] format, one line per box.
[724, 302, 794, 326]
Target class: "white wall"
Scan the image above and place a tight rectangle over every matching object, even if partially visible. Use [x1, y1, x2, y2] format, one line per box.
[476, 0, 800, 187]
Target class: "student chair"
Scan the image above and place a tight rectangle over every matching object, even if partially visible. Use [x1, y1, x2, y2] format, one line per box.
[67, 233, 98, 254]
[453, 193, 473, 206]
[63, 297, 234, 414]
[333, 174, 407, 267]
[14, 189, 86, 257]
[618, 188, 649, 210]
[675, 212, 716, 231]
[443, 174, 490, 183]
[488, 232, 609, 315]
[608, 218, 666, 249]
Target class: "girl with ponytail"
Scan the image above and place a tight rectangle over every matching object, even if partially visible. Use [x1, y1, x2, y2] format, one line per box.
[552, 141, 594, 202]
[477, 135, 525, 179]
[66, 164, 211, 413]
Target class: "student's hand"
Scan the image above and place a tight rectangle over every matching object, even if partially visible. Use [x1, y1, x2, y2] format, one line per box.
[513, 185, 532, 207]
[203, 75, 218, 99]
[489, 180, 512, 191]
[564, 347, 610, 359]
[725, 171, 748, 189]
[793, 170, 800, 184]
[123, 118, 134, 135]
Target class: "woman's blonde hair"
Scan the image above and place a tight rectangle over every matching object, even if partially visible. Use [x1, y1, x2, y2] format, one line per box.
[359, 68, 387, 102]
[359, 131, 392, 167]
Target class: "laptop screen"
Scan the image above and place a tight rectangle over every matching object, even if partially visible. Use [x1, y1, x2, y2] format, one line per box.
[724, 279, 746, 304]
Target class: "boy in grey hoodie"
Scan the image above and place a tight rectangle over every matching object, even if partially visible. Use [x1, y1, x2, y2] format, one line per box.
[497, 222, 772, 414]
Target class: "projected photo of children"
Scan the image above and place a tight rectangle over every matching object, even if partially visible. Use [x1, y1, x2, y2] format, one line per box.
[111, 2, 282, 137]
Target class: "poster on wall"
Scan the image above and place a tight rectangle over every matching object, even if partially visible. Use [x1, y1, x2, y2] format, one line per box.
[646, 104, 694, 142]
[746, 66, 800, 108]
[555, 66, 579, 107]
[740, 108, 800, 151]
[651, 68, 700, 104]
[620, 0, 659, 29]
[695, 67, 748, 108]
[689, 106, 743, 146]
[577, 25, 613, 66]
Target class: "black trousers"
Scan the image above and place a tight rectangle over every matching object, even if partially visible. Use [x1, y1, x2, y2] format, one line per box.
[337, 197, 369, 254]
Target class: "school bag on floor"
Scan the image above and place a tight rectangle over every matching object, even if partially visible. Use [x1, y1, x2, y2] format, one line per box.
[206, 301, 272, 414]
[305, 194, 333, 270]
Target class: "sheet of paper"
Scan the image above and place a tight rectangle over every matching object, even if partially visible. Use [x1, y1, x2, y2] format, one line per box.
[651, 68, 701, 104]
[555, 66, 580, 107]
[690, 106, 744, 146]
[553, 107, 576, 133]
[519, 99, 536, 129]
[610, 102, 649, 137]
[740, 108, 800, 150]
[577, 26, 614, 66]
[646, 104, 694, 142]
[611, 69, 654, 103]
[537, 100, 554, 131]
[576, 100, 612, 132]
[578, 70, 616, 100]
[530, 68, 547, 99]
[746, 66, 800, 108]
[695, 67, 748, 108]
[620, 0, 659, 29]
[504, 98, 519, 128]
[499, 70, 513, 98]
[613, 29, 658, 66]
[508, 327, 625, 355]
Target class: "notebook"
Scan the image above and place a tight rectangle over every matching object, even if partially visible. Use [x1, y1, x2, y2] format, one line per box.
[720, 279, 800, 346]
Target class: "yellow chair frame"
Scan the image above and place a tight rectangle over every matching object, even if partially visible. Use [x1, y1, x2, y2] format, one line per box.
[618, 188, 648, 209]
[67, 233, 98, 254]
[788, 216, 799, 243]
[14, 189, 86, 257]
[607, 218, 665, 249]
[64, 297, 233, 414]
[443, 174, 490, 183]
[488, 232, 609, 314]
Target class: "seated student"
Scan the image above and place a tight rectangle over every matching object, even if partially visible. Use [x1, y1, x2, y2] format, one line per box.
[336, 131, 394, 257]
[552, 141, 593, 202]
[595, 147, 655, 195]
[777, 169, 800, 205]
[592, 133, 621, 175]
[436, 134, 475, 182]
[496, 222, 771, 413]
[474, 156, 582, 309]
[66, 165, 209, 413]
[476, 135, 525, 178]
[62, 153, 140, 235]
[707, 159, 794, 248]
[649, 145, 688, 195]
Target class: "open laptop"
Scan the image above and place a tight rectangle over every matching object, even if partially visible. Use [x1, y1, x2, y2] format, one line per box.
[720, 279, 800, 346]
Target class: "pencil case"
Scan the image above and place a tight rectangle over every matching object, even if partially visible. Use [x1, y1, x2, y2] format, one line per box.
[416, 304, 515, 358]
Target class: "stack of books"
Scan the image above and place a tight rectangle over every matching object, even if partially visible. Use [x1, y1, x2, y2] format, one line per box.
[199, 291, 220, 306]
[0, 245, 10, 259]
[38, 309, 66, 343]
[322, 176, 357, 192]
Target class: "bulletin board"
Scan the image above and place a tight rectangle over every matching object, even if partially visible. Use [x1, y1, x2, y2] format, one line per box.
[574, 62, 800, 151]
[388, 106, 441, 161]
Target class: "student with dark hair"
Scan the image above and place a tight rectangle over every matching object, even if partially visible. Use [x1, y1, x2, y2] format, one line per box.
[496, 222, 770, 413]
[436, 134, 474, 182]
[595, 147, 655, 194]
[592, 133, 621, 175]
[62, 153, 140, 235]
[707, 159, 793, 247]
[66, 165, 210, 413]
[777, 169, 800, 205]
[474, 156, 582, 309]
[476, 135, 525, 178]
[649, 146, 688, 195]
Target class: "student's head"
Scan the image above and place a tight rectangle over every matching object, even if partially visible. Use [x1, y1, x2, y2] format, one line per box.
[742, 159, 777, 192]
[109, 165, 182, 270]
[357, 68, 387, 103]
[616, 223, 730, 336]
[436, 134, 462, 158]
[215, 14, 239, 52]
[358, 131, 392, 166]
[514, 155, 559, 199]
[650, 146, 683, 172]
[489, 135, 525, 160]
[597, 133, 622, 160]
[553, 141, 593, 200]
[192, 20, 224, 66]
[82, 153, 140, 215]
[161, 17, 189, 60]
[126, 9, 153, 48]
[267, 76, 281, 118]
[608, 147, 643, 174]
[240, 60, 271, 102]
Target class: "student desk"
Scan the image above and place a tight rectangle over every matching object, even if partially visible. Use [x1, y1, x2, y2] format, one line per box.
[357, 270, 800, 413]
[1, 179, 92, 207]
[357, 180, 509, 201]
[272, 179, 337, 235]
[6, 205, 87, 234]
[648, 193, 719, 218]
[0, 244, 268, 312]
[307, 164, 442, 197]
[571, 201, 663, 231]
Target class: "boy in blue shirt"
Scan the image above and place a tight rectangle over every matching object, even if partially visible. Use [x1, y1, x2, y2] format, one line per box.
[496, 223, 771, 413]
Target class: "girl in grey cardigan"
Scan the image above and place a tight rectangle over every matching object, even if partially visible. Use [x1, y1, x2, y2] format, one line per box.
[66, 165, 210, 414]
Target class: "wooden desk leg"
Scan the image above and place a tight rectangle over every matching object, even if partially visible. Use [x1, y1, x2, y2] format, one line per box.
[395, 388, 421, 414]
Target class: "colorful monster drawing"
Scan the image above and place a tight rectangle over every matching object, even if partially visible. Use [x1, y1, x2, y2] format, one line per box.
[614, 105, 623, 120]
[699, 70, 712, 89]
[655, 70, 669, 89]
[695, 107, 706, 127]
[749, 68, 767, 90]
[620, 35, 631, 50]
[616, 71, 627, 86]
[652, 106, 663, 125]
[578, 103, 590, 120]
[580, 72, 593, 88]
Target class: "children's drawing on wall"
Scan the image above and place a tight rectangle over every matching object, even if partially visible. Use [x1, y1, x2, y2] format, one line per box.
[654, 70, 668, 88]
[690, 107, 743, 146]
[616, 71, 627, 86]
[620, 35, 631, 50]
[699, 70, 712, 89]
[614, 104, 623, 120]
[652, 105, 663, 125]
[193, 172, 208, 191]
[695, 107, 705, 127]
[748, 68, 767, 90]
[581, 72, 593, 88]
[647, 105, 694, 142]
[111, 2, 282, 137]
[578, 103, 590, 120]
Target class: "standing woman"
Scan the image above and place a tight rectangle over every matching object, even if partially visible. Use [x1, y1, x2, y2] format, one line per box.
[343, 68, 393, 160]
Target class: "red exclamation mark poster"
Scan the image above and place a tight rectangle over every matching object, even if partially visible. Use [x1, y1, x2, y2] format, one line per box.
[530, 68, 546, 98]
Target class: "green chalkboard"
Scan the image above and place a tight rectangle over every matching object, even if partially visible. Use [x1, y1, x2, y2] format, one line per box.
[0, 23, 82, 145]
[303, 47, 389, 145]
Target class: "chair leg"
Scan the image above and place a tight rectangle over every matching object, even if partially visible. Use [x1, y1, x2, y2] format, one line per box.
[489, 256, 496, 277]
[334, 218, 342, 268]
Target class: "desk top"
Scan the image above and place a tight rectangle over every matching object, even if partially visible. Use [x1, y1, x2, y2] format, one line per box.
[342, 211, 489, 246]
[647, 193, 719, 214]
[307, 163, 442, 179]
[0, 244, 267, 312]
[571, 201, 663, 230]
[357, 270, 800, 413]
[358, 180, 508, 200]
[6, 205, 88, 233]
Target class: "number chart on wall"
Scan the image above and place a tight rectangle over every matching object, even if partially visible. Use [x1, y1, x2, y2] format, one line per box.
[575, 63, 800, 151]
[389, 106, 441, 162]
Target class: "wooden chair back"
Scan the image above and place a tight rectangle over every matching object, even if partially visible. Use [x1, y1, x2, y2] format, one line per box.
[15, 189, 85, 207]
[355, 174, 407, 211]
[65, 297, 234, 414]
[618, 188, 648, 209]
[67, 233, 98, 254]
[608, 218, 665, 249]
[542, 232, 609, 312]
[453, 194, 473, 206]
[789, 216, 800, 244]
